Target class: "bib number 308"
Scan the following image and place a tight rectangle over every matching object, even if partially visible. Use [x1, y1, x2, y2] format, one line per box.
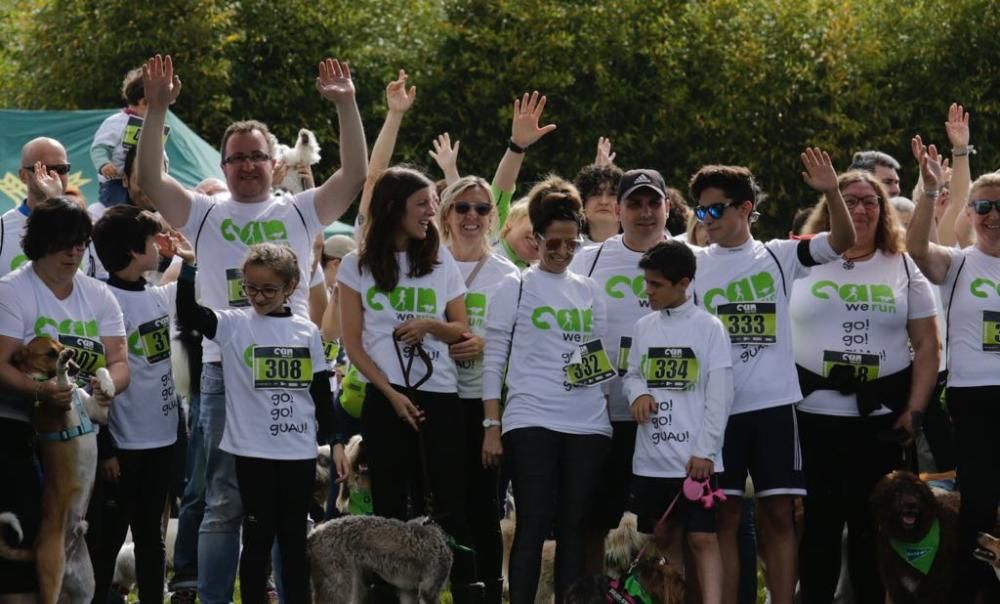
[565, 339, 616, 387]
[253, 346, 312, 389]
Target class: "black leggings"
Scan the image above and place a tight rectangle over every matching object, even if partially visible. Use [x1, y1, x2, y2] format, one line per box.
[92, 444, 174, 604]
[503, 427, 609, 603]
[361, 385, 474, 581]
[234, 456, 314, 604]
[947, 387, 1000, 603]
[462, 398, 502, 591]
[797, 411, 905, 604]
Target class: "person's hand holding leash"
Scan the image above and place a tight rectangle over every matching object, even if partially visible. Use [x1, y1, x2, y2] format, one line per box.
[449, 332, 484, 361]
[394, 319, 432, 346]
[389, 390, 424, 431]
[630, 394, 656, 424]
[686, 457, 714, 481]
[102, 457, 121, 482]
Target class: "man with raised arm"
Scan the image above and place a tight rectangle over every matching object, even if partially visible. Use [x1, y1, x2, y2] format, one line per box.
[136, 54, 366, 604]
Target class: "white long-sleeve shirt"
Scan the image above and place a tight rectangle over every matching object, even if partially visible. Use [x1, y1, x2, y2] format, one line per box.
[482, 266, 611, 437]
[623, 297, 734, 477]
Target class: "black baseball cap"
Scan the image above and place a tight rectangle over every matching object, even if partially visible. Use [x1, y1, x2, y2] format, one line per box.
[617, 169, 667, 202]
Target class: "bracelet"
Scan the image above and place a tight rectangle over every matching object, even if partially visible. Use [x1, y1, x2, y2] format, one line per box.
[952, 145, 976, 157]
[922, 188, 939, 201]
[507, 139, 528, 154]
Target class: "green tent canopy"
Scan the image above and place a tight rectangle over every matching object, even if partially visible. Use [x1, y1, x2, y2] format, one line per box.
[0, 109, 222, 210]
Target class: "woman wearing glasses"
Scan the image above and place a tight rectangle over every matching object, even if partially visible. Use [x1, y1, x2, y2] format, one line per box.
[337, 167, 485, 600]
[437, 175, 519, 603]
[482, 177, 610, 602]
[907, 140, 1000, 604]
[790, 169, 939, 603]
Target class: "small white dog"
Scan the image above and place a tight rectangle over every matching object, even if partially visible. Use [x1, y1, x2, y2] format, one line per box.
[269, 128, 321, 193]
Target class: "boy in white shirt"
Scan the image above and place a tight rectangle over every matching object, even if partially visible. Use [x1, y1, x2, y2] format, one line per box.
[624, 241, 733, 604]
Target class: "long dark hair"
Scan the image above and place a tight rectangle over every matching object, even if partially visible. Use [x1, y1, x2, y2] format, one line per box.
[359, 167, 440, 292]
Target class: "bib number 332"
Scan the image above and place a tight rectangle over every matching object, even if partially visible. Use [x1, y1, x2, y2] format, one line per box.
[565, 339, 616, 387]
[253, 346, 312, 389]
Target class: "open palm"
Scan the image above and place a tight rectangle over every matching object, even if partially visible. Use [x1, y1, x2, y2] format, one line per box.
[316, 58, 355, 104]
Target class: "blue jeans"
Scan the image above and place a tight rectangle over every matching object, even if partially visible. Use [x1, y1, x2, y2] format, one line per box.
[170, 394, 205, 590]
[98, 178, 130, 206]
[197, 363, 242, 604]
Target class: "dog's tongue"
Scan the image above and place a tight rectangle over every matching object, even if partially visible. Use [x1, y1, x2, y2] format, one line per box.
[902, 514, 917, 529]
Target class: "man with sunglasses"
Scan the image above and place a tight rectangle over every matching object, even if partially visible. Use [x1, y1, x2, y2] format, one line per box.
[1, 137, 72, 278]
[688, 153, 855, 604]
[568, 168, 671, 572]
[135, 54, 367, 604]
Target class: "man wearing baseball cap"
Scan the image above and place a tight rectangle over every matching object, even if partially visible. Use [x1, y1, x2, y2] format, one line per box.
[570, 168, 672, 572]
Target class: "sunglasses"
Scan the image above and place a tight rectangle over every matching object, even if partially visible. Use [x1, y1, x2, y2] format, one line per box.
[22, 163, 72, 175]
[242, 283, 282, 299]
[969, 199, 1000, 216]
[452, 201, 492, 216]
[535, 234, 585, 252]
[694, 200, 744, 222]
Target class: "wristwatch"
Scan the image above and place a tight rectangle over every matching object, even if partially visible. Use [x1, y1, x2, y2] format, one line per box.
[482, 418, 502, 429]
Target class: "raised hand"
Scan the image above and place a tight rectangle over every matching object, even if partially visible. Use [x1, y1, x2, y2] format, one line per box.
[800, 147, 838, 193]
[912, 135, 942, 191]
[141, 54, 182, 110]
[428, 133, 460, 175]
[315, 58, 355, 105]
[944, 102, 969, 148]
[511, 91, 557, 149]
[595, 136, 616, 167]
[30, 161, 64, 199]
[386, 69, 416, 114]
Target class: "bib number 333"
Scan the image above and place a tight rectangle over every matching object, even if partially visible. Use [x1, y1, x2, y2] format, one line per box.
[717, 302, 776, 345]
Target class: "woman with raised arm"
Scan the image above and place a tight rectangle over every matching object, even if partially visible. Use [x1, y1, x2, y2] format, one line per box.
[482, 177, 610, 601]
[792, 168, 939, 603]
[906, 138, 1000, 604]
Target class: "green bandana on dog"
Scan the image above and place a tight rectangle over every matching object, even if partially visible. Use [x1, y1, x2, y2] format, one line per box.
[348, 489, 372, 516]
[889, 518, 940, 574]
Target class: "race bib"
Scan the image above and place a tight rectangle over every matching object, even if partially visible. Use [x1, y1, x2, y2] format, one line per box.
[121, 115, 170, 149]
[252, 346, 312, 390]
[138, 315, 171, 364]
[717, 302, 776, 345]
[323, 340, 340, 363]
[617, 336, 632, 377]
[822, 350, 880, 381]
[981, 311, 1000, 352]
[565, 339, 616, 387]
[226, 268, 250, 307]
[58, 335, 106, 384]
[644, 347, 700, 390]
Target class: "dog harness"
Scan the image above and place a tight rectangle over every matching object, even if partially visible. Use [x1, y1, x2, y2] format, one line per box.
[889, 518, 940, 575]
[606, 574, 654, 604]
[38, 389, 95, 442]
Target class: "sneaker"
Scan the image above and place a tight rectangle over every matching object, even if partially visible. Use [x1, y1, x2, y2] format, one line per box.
[169, 588, 197, 604]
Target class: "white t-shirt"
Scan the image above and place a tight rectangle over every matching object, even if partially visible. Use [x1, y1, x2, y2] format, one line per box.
[482, 266, 612, 437]
[337, 247, 466, 394]
[108, 282, 179, 449]
[939, 246, 1000, 387]
[179, 190, 323, 362]
[570, 234, 658, 421]
[455, 253, 520, 399]
[91, 111, 169, 183]
[0, 206, 30, 278]
[623, 298, 732, 477]
[0, 265, 125, 421]
[692, 235, 839, 415]
[211, 307, 325, 460]
[790, 251, 937, 416]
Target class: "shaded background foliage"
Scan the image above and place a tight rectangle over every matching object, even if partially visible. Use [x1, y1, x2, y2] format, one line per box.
[2, 0, 997, 235]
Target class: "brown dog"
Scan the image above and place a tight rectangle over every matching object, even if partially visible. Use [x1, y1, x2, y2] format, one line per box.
[0, 337, 114, 604]
[974, 532, 1000, 584]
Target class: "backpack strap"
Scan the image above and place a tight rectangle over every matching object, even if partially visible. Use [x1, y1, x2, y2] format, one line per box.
[944, 256, 967, 351]
[763, 243, 788, 298]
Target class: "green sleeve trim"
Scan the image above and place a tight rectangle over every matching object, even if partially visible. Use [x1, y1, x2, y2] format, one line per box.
[492, 183, 514, 230]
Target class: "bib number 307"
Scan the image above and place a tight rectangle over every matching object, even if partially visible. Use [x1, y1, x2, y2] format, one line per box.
[565, 339, 616, 387]
[253, 346, 312, 389]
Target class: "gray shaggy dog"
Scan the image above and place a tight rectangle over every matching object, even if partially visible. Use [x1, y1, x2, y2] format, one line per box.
[308, 515, 453, 603]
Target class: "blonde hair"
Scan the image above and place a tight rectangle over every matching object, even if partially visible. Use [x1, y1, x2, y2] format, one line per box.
[438, 176, 497, 255]
[686, 213, 707, 246]
[500, 198, 531, 239]
[803, 170, 905, 254]
[243, 243, 300, 289]
[970, 172, 1000, 199]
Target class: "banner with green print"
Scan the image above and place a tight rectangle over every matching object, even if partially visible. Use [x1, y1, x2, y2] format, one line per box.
[0, 109, 222, 210]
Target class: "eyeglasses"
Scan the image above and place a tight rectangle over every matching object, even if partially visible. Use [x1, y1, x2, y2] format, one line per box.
[223, 152, 271, 165]
[969, 199, 1000, 216]
[694, 200, 744, 222]
[535, 234, 585, 252]
[22, 163, 72, 175]
[844, 196, 880, 210]
[242, 282, 282, 299]
[452, 201, 492, 216]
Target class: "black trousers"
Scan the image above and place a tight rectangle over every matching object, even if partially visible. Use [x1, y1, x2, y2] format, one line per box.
[461, 398, 502, 593]
[947, 386, 1000, 603]
[92, 444, 175, 603]
[234, 456, 314, 604]
[503, 427, 609, 604]
[797, 411, 905, 604]
[361, 385, 474, 581]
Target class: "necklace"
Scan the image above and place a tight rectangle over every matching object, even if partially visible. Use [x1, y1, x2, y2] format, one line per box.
[842, 248, 875, 270]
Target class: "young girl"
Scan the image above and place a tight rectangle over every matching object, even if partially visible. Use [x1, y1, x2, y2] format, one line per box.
[176, 241, 346, 604]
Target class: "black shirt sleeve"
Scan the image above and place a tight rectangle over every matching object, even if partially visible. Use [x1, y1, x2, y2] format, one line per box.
[310, 370, 337, 446]
[176, 263, 218, 340]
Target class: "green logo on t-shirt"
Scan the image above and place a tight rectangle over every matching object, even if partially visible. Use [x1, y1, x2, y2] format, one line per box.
[220, 219, 288, 245]
[465, 292, 487, 329]
[34, 316, 98, 339]
[812, 280, 895, 312]
[703, 271, 775, 314]
[366, 286, 438, 315]
[531, 306, 593, 341]
[605, 274, 649, 307]
[9, 254, 27, 272]
[970, 277, 1000, 298]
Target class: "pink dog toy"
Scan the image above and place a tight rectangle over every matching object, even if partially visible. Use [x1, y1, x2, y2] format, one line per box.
[682, 476, 727, 509]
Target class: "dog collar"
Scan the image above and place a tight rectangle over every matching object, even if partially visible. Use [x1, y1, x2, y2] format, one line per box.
[890, 518, 940, 575]
[606, 574, 654, 604]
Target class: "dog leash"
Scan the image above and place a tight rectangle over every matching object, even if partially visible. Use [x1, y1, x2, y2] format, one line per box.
[392, 336, 436, 516]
